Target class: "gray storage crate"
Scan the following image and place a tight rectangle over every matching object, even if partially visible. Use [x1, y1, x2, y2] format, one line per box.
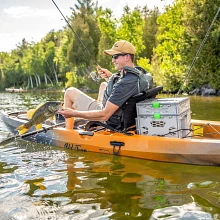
[136, 110, 191, 138]
[136, 97, 190, 115]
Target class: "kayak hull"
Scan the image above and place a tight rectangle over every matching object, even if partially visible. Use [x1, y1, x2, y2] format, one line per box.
[1, 111, 220, 166]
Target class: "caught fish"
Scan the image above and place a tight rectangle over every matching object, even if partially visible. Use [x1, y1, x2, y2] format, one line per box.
[16, 101, 61, 135]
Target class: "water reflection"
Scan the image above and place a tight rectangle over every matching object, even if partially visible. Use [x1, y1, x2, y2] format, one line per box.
[1, 141, 220, 219]
[64, 152, 220, 219]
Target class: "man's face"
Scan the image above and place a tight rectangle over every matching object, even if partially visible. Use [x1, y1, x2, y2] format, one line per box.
[112, 54, 129, 70]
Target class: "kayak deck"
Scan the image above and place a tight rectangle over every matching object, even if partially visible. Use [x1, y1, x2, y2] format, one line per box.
[191, 120, 220, 139]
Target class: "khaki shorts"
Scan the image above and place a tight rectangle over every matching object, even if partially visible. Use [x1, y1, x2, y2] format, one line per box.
[72, 93, 103, 111]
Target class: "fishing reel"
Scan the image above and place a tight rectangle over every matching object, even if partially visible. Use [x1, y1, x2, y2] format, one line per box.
[90, 71, 101, 83]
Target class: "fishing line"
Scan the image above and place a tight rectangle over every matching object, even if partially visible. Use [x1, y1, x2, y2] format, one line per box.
[51, 0, 99, 67]
[176, 7, 220, 96]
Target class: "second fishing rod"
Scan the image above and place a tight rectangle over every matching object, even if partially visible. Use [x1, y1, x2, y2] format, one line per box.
[51, 0, 107, 83]
[176, 7, 220, 96]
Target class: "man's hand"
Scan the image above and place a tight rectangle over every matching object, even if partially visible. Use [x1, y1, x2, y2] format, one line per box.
[97, 65, 112, 80]
[57, 108, 74, 118]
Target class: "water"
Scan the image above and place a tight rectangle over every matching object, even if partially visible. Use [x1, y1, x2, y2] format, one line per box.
[0, 91, 220, 219]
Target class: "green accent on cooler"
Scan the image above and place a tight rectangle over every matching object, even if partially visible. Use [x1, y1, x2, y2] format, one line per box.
[153, 102, 160, 108]
[154, 113, 161, 119]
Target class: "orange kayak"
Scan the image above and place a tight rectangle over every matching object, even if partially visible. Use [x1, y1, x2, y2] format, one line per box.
[1, 111, 220, 166]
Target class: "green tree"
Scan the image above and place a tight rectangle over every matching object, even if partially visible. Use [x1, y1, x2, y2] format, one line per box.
[66, 0, 101, 88]
[97, 8, 117, 70]
[117, 6, 145, 57]
[153, 0, 186, 92]
[182, 0, 220, 90]
[140, 6, 160, 61]
[44, 41, 58, 85]
[4, 49, 26, 88]
[0, 52, 8, 90]
[54, 30, 72, 86]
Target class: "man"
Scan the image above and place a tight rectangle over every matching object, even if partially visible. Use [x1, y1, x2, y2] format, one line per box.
[58, 40, 153, 129]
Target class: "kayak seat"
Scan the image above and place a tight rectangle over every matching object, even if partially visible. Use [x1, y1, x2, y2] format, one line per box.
[85, 86, 163, 132]
[121, 86, 163, 130]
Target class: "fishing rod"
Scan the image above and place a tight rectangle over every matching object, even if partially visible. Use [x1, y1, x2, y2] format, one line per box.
[176, 7, 220, 96]
[0, 122, 65, 146]
[51, 0, 103, 83]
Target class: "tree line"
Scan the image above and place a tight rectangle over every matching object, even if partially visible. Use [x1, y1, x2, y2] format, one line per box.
[0, 0, 219, 93]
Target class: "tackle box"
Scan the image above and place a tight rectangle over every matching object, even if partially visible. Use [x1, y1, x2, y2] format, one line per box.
[136, 97, 190, 116]
[136, 97, 191, 138]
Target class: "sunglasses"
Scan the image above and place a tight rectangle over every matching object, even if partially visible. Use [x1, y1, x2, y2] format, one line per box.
[112, 53, 128, 59]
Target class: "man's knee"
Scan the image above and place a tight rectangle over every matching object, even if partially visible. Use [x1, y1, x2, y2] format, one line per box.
[65, 87, 78, 94]
[99, 82, 107, 90]
[65, 87, 81, 100]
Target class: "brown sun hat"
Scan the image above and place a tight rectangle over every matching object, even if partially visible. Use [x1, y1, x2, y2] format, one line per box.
[104, 40, 136, 55]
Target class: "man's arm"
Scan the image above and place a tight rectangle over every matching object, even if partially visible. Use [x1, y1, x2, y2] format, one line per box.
[57, 101, 119, 121]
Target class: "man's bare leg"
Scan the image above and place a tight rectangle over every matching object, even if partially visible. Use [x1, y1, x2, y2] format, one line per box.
[64, 87, 82, 108]
[63, 84, 107, 129]
[64, 87, 82, 129]
[97, 82, 107, 103]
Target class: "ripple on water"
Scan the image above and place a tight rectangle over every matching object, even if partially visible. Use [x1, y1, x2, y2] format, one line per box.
[187, 181, 219, 189]
[0, 196, 114, 220]
[0, 140, 115, 219]
[150, 205, 213, 220]
[0, 173, 30, 200]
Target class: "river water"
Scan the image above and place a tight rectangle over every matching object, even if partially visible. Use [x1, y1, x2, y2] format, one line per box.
[0, 91, 220, 219]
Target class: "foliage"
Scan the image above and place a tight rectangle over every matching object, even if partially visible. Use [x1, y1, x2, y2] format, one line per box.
[117, 6, 145, 56]
[136, 57, 151, 72]
[65, 71, 77, 88]
[1, 0, 220, 94]
[153, 0, 190, 92]
[97, 8, 117, 70]
[140, 6, 160, 61]
[181, 0, 220, 90]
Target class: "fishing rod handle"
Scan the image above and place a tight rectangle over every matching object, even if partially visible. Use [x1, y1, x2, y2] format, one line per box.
[97, 65, 111, 80]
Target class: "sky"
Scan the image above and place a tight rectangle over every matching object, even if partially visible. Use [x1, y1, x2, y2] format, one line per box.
[0, 0, 173, 52]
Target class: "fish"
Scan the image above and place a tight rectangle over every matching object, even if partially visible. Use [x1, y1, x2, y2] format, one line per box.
[16, 101, 61, 135]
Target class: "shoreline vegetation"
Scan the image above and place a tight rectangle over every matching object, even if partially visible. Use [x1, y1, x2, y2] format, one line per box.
[2, 84, 220, 97]
[0, 0, 220, 95]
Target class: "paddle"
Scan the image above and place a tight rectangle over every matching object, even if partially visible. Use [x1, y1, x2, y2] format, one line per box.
[0, 122, 65, 146]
